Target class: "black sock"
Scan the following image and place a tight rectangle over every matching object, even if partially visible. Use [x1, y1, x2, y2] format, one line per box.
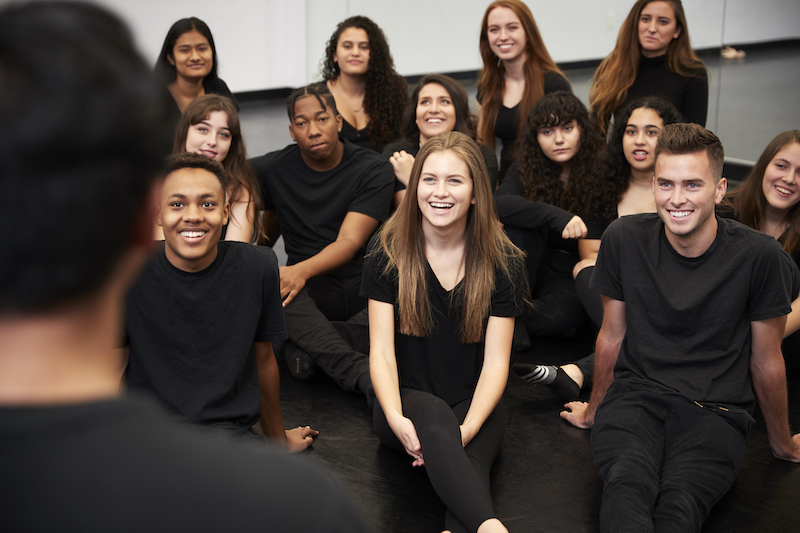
[512, 364, 580, 401]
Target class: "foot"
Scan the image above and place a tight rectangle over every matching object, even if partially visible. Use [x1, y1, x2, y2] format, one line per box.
[512, 363, 580, 401]
[284, 343, 317, 380]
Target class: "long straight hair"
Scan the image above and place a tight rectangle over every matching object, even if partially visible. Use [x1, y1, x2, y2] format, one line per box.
[375, 132, 524, 343]
[154, 17, 219, 86]
[402, 74, 477, 145]
[723, 131, 800, 256]
[477, 0, 567, 149]
[589, 0, 705, 135]
[173, 94, 265, 243]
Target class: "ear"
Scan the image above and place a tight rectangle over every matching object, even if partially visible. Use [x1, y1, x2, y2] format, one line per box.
[715, 177, 728, 204]
[167, 53, 175, 66]
[288, 124, 297, 142]
[222, 201, 230, 226]
[336, 114, 343, 133]
[673, 27, 682, 40]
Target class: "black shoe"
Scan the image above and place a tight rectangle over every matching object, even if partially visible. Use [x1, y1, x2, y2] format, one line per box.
[284, 343, 317, 380]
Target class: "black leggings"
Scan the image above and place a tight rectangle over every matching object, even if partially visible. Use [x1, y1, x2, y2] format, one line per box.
[373, 389, 505, 533]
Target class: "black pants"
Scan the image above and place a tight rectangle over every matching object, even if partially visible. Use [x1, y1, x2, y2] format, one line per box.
[283, 272, 369, 392]
[591, 380, 750, 533]
[373, 390, 505, 533]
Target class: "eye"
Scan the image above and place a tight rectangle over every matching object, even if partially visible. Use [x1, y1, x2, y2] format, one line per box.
[564, 125, 573, 132]
[295, 120, 306, 127]
[202, 201, 215, 208]
[641, 15, 651, 22]
[658, 18, 670, 25]
[419, 98, 431, 105]
[625, 128, 636, 135]
[219, 131, 231, 140]
[197, 126, 208, 133]
[360, 43, 369, 50]
[319, 116, 328, 123]
[441, 98, 452, 105]
[540, 128, 552, 135]
[686, 183, 699, 189]
[170, 201, 184, 208]
[448, 177, 464, 185]
[422, 176, 436, 183]
[646, 129, 659, 136]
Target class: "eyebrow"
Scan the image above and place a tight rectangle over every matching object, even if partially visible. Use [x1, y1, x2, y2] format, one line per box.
[293, 109, 329, 122]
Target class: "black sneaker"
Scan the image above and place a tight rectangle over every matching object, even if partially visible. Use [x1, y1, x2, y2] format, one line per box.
[284, 342, 317, 380]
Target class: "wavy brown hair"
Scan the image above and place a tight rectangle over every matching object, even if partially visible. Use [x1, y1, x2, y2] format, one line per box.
[589, 0, 706, 135]
[577, 96, 681, 221]
[401, 74, 477, 145]
[722, 131, 800, 257]
[321, 16, 407, 146]
[173, 94, 265, 243]
[477, 0, 567, 150]
[515, 91, 604, 212]
[374, 132, 524, 343]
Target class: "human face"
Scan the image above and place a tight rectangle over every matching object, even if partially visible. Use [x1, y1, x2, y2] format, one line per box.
[622, 107, 665, 174]
[185, 111, 232, 162]
[157, 167, 230, 272]
[416, 84, 457, 145]
[654, 151, 727, 256]
[334, 27, 370, 76]
[417, 150, 475, 236]
[537, 121, 581, 166]
[761, 142, 800, 217]
[487, 7, 527, 64]
[289, 96, 343, 166]
[638, 1, 681, 58]
[169, 30, 213, 80]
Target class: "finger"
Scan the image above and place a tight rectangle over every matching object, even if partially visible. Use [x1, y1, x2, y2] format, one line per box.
[282, 289, 297, 307]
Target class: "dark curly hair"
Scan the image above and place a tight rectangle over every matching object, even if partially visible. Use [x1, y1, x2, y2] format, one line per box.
[401, 74, 477, 145]
[321, 16, 407, 146]
[578, 96, 682, 221]
[515, 91, 604, 212]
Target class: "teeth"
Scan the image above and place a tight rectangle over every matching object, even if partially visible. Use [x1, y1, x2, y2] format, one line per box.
[181, 231, 205, 238]
[776, 186, 793, 195]
[427, 118, 443, 124]
[430, 202, 453, 208]
[671, 211, 691, 218]
[499, 44, 512, 50]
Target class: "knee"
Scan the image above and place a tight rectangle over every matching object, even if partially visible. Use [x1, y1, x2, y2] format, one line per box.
[410, 399, 459, 443]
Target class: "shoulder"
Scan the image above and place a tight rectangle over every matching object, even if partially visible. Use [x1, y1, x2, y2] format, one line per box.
[342, 140, 394, 179]
[251, 145, 299, 174]
[382, 139, 416, 158]
[605, 213, 661, 237]
[221, 242, 279, 271]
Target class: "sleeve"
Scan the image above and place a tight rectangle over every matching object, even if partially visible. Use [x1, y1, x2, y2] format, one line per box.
[254, 246, 288, 342]
[589, 217, 625, 301]
[582, 211, 615, 240]
[543, 71, 572, 94]
[204, 77, 240, 111]
[494, 162, 576, 233]
[489, 257, 526, 318]
[359, 236, 397, 305]
[681, 69, 708, 127]
[480, 143, 500, 190]
[349, 156, 395, 223]
[748, 239, 796, 321]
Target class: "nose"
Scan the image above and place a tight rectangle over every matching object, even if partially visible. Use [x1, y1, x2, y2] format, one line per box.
[648, 20, 657, 33]
[635, 131, 646, 145]
[499, 28, 508, 40]
[554, 130, 564, 144]
[206, 135, 216, 147]
[670, 185, 686, 206]
[190, 47, 200, 61]
[184, 203, 203, 221]
[434, 179, 448, 197]
[307, 120, 321, 138]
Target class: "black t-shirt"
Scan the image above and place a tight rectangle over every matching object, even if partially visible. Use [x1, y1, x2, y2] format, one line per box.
[360, 238, 524, 406]
[620, 54, 708, 127]
[124, 241, 286, 429]
[495, 162, 578, 257]
[382, 138, 500, 190]
[252, 139, 394, 270]
[591, 214, 795, 412]
[163, 76, 240, 133]
[0, 393, 370, 533]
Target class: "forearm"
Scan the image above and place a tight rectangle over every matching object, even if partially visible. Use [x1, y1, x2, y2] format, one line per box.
[751, 351, 797, 459]
[224, 199, 255, 243]
[289, 236, 363, 281]
[495, 194, 574, 233]
[256, 343, 288, 445]
[584, 327, 622, 423]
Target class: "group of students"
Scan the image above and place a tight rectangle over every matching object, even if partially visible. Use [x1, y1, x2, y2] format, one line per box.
[4, 1, 800, 533]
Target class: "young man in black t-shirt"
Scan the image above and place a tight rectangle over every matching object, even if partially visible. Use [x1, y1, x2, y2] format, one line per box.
[0, 6, 368, 532]
[561, 124, 800, 532]
[252, 85, 394, 399]
[125, 153, 317, 449]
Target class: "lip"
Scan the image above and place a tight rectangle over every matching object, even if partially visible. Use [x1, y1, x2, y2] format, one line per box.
[179, 228, 208, 241]
[631, 150, 649, 161]
[667, 209, 693, 220]
[308, 141, 327, 151]
[199, 149, 217, 158]
[775, 185, 796, 197]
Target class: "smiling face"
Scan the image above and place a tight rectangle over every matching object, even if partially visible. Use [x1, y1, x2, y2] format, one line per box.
[486, 6, 527, 64]
[623, 107, 665, 174]
[169, 30, 213, 80]
[417, 150, 475, 236]
[654, 151, 727, 256]
[157, 167, 229, 272]
[416, 83, 457, 146]
[185, 110, 231, 162]
[638, 1, 681, 58]
[289, 95, 343, 169]
[334, 27, 370, 76]
[761, 142, 800, 218]
[537, 121, 581, 166]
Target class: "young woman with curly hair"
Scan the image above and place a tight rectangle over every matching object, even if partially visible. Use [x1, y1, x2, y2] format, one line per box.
[512, 97, 682, 400]
[382, 74, 499, 205]
[477, 0, 570, 182]
[365, 131, 524, 533]
[168, 94, 265, 243]
[321, 16, 407, 152]
[590, 0, 707, 136]
[495, 91, 602, 340]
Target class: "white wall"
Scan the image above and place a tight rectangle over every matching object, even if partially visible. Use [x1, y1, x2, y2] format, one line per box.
[91, 0, 800, 93]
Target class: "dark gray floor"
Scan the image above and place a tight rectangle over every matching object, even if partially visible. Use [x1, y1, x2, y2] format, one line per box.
[256, 43, 800, 532]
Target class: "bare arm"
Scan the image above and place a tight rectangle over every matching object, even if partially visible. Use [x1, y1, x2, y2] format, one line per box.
[561, 296, 626, 429]
[255, 341, 318, 451]
[369, 299, 424, 466]
[460, 315, 514, 447]
[224, 189, 255, 243]
[573, 238, 601, 279]
[749, 316, 800, 462]
[280, 211, 379, 306]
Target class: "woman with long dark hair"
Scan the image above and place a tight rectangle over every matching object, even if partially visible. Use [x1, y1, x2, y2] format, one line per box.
[590, 0, 707, 135]
[366, 132, 524, 533]
[477, 0, 571, 181]
[321, 16, 407, 152]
